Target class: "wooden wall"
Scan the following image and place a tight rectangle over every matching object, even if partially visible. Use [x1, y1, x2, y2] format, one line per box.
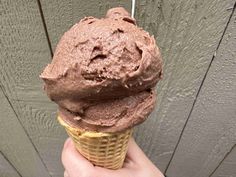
[0, 0, 235, 177]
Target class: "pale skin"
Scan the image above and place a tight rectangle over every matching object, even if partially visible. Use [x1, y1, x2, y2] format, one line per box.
[62, 138, 165, 177]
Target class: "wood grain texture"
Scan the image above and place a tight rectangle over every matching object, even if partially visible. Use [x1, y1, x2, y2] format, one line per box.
[166, 6, 236, 177]
[132, 0, 235, 172]
[0, 0, 66, 176]
[40, 0, 132, 51]
[211, 145, 236, 177]
[34, 1, 131, 175]
[0, 152, 20, 177]
[0, 89, 50, 177]
[1, 1, 235, 176]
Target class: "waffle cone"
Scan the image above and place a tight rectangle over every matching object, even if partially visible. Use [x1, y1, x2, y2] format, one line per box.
[58, 116, 132, 169]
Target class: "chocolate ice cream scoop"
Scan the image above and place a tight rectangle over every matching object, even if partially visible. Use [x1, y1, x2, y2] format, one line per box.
[40, 7, 163, 132]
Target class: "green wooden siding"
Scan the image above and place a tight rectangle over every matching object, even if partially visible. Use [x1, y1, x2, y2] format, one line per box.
[0, 0, 235, 177]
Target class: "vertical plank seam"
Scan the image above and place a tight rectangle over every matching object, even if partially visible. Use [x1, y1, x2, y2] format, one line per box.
[0, 151, 22, 177]
[36, 0, 53, 57]
[164, 2, 236, 175]
[0, 85, 51, 177]
[208, 4, 236, 176]
[209, 144, 236, 177]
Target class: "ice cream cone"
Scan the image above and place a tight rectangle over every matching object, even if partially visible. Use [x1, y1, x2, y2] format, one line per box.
[41, 7, 163, 171]
[58, 116, 132, 169]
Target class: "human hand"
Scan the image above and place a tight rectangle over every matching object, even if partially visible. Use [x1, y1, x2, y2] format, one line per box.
[62, 137, 165, 177]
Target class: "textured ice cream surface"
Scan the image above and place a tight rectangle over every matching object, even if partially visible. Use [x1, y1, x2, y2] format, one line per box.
[40, 7, 163, 132]
[59, 89, 156, 132]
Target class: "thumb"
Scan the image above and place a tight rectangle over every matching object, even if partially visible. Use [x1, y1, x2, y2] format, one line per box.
[124, 137, 150, 167]
[124, 138, 164, 177]
[61, 138, 94, 176]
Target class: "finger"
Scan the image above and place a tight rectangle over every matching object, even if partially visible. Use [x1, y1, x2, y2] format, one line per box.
[92, 139, 142, 177]
[64, 171, 69, 177]
[124, 137, 148, 166]
[94, 166, 131, 177]
[62, 138, 94, 176]
[125, 138, 164, 176]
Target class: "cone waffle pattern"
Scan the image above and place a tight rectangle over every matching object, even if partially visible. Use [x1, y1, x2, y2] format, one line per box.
[58, 116, 132, 169]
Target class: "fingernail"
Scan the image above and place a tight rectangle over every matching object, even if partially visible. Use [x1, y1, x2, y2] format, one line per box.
[64, 170, 69, 177]
[64, 138, 71, 149]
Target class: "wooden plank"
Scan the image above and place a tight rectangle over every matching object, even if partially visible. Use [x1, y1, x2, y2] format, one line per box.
[40, 0, 236, 173]
[23, 1, 131, 175]
[211, 145, 236, 177]
[0, 89, 50, 177]
[131, 0, 236, 172]
[0, 152, 20, 177]
[40, 0, 132, 51]
[166, 6, 236, 177]
[0, 0, 66, 176]
[1, 1, 131, 176]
